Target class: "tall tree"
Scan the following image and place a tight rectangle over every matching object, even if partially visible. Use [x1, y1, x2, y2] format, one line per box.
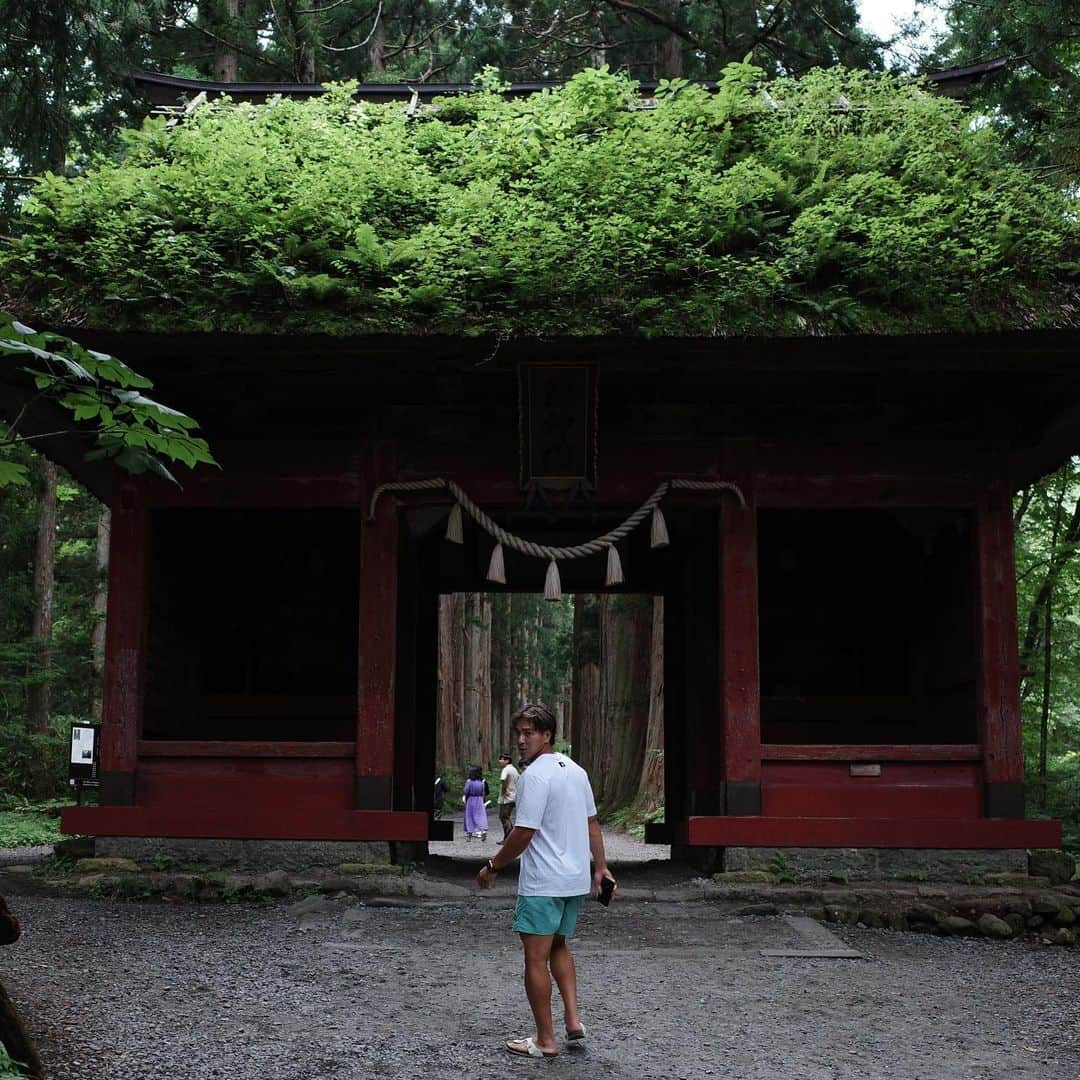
[0, 1, 149, 224]
[1013, 460, 1080, 836]
[930, 0, 1080, 178]
[90, 507, 110, 722]
[629, 596, 664, 819]
[117, 1, 883, 88]
[26, 458, 56, 732]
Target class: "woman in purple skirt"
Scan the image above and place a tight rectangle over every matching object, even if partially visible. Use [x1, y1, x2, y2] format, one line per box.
[463, 764, 489, 841]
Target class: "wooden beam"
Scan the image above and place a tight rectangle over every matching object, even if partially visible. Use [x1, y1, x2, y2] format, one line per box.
[1009, 391, 1080, 489]
[356, 443, 398, 810]
[975, 478, 1025, 817]
[720, 445, 761, 814]
[686, 815, 1062, 848]
[99, 481, 149, 804]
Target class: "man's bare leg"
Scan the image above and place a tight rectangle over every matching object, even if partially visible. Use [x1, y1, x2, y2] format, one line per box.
[550, 934, 582, 1034]
[519, 933, 559, 1053]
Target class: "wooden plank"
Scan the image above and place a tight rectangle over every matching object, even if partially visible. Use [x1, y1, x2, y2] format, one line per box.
[99, 483, 149, 785]
[61, 806, 429, 841]
[975, 480, 1024, 789]
[761, 762, 981, 819]
[720, 448, 761, 796]
[686, 815, 1062, 848]
[137, 741, 355, 758]
[761, 744, 982, 762]
[356, 443, 399, 806]
[136, 758, 356, 812]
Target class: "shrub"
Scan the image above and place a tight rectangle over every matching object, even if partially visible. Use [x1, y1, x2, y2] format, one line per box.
[0, 714, 73, 803]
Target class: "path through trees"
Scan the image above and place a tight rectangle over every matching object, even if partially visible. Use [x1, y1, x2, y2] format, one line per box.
[436, 593, 664, 826]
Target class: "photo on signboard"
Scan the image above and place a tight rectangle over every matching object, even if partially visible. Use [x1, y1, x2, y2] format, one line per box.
[70, 725, 95, 765]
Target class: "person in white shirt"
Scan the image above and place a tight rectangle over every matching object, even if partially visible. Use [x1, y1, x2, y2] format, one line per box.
[476, 702, 616, 1059]
[497, 752, 519, 841]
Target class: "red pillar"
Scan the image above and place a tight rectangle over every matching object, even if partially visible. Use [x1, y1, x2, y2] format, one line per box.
[975, 479, 1025, 818]
[99, 480, 149, 805]
[720, 450, 761, 815]
[355, 446, 398, 810]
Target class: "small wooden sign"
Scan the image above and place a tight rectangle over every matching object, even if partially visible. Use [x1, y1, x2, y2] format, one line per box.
[849, 763, 882, 777]
[519, 364, 598, 491]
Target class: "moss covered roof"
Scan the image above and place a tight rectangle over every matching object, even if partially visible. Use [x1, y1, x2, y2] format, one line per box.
[2, 64, 1077, 339]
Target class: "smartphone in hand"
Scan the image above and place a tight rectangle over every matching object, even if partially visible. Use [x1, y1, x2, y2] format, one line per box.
[596, 876, 615, 906]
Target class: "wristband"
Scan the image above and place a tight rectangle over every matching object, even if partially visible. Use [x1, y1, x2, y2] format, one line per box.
[486, 859, 498, 874]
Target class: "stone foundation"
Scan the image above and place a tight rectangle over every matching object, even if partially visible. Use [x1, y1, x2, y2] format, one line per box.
[95, 837, 398, 871]
[722, 846, 1027, 882]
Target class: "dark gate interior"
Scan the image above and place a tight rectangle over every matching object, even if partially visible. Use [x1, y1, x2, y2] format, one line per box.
[758, 509, 976, 745]
[144, 508, 361, 741]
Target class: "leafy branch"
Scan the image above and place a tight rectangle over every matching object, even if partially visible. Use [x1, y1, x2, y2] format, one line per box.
[0, 313, 216, 488]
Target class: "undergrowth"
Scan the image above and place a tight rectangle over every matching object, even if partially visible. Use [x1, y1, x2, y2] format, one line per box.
[0, 807, 64, 849]
[0, 1045, 29, 1080]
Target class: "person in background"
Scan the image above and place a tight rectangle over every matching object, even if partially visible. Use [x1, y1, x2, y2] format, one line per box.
[463, 764, 488, 841]
[476, 702, 616, 1059]
[432, 774, 448, 820]
[497, 752, 519, 842]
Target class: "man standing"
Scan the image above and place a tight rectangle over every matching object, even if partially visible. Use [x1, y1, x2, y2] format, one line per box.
[476, 702, 616, 1059]
[497, 751, 519, 841]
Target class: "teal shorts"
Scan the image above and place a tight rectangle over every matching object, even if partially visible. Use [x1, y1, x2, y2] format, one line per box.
[512, 894, 587, 938]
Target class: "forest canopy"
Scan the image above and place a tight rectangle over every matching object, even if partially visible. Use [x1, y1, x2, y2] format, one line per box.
[2, 63, 1077, 339]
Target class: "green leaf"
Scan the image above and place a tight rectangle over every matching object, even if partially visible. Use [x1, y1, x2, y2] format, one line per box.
[0, 459, 30, 487]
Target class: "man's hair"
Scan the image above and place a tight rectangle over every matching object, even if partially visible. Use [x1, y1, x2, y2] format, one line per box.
[498, 752, 512, 763]
[511, 702, 557, 745]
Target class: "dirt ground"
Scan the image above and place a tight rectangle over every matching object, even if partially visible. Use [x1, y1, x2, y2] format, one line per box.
[1, 886, 1078, 1080]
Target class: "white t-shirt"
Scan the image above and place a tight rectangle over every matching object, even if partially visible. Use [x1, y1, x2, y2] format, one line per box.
[514, 751, 597, 897]
[499, 763, 519, 804]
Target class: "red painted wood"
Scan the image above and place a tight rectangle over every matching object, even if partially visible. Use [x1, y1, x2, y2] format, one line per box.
[761, 744, 982, 762]
[975, 480, 1025, 785]
[61, 806, 429, 841]
[137, 741, 355, 758]
[137, 757, 356, 807]
[134, 440, 983, 514]
[720, 448, 761, 786]
[127, 757, 418, 834]
[100, 482, 149, 776]
[357, 443, 399, 798]
[761, 762, 981, 819]
[686, 815, 1062, 848]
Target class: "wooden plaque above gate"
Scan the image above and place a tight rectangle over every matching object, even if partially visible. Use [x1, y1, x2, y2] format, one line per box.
[519, 363, 598, 491]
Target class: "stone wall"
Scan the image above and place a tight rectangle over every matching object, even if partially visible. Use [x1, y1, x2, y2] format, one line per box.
[722, 846, 1027, 882]
[96, 837, 397, 871]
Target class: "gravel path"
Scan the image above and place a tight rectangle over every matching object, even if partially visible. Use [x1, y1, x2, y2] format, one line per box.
[2, 891, 1077, 1079]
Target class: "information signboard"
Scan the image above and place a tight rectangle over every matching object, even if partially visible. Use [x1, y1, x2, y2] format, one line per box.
[68, 723, 100, 788]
